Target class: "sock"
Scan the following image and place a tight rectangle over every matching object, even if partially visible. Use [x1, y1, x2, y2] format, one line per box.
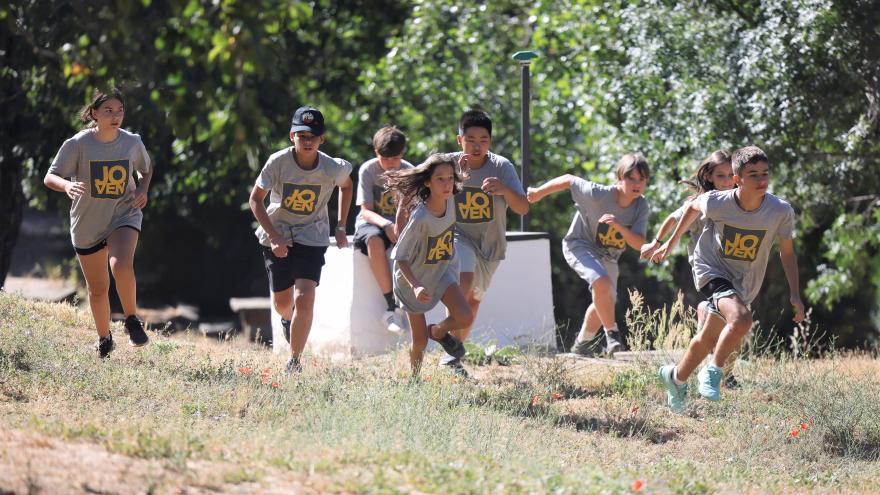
[281, 318, 291, 330]
[576, 327, 598, 342]
[383, 292, 396, 312]
[672, 366, 686, 385]
[603, 324, 619, 335]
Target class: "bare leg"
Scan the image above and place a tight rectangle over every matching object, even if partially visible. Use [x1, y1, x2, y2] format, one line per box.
[107, 227, 139, 317]
[76, 249, 111, 337]
[579, 303, 603, 338]
[270, 287, 295, 322]
[449, 272, 475, 342]
[366, 235, 392, 294]
[407, 312, 428, 374]
[289, 279, 318, 358]
[431, 283, 474, 340]
[712, 297, 753, 369]
[590, 275, 617, 331]
[675, 312, 726, 381]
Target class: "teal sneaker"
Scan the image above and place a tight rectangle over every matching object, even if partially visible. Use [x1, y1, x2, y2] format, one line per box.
[697, 364, 723, 401]
[658, 365, 687, 414]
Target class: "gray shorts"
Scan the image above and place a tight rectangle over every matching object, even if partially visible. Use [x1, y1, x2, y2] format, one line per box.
[563, 240, 619, 301]
[456, 240, 500, 301]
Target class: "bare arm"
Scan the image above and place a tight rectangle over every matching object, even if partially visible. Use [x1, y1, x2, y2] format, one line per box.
[599, 215, 646, 250]
[335, 176, 353, 248]
[778, 238, 805, 323]
[360, 204, 399, 243]
[650, 200, 702, 263]
[44, 172, 86, 199]
[248, 184, 289, 257]
[396, 259, 430, 302]
[132, 168, 153, 209]
[526, 174, 577, 203]
[640, 210, 684, 259]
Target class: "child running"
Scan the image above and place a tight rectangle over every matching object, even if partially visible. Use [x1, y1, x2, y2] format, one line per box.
[249, 106, 353, 375]
[527, 154, 651, 356]
[442, 109, 529, 373]
[384, 153, 473, 375]
[353, 126, 413, 333]
[651, 146, 805, 412]
[44, 88, 153, 358]
[640, 151, 739, 385]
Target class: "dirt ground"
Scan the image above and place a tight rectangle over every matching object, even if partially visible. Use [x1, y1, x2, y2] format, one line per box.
[0, 429, 320, 495]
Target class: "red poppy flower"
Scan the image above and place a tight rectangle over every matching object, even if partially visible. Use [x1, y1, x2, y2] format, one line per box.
[238, 367, 253, 375]
[790, 429, 800, 437]
[632, 479, 645, 492]
[552, 392, 564, 400]
[801, 423, 809, 430]
[531, 395, 541, 407]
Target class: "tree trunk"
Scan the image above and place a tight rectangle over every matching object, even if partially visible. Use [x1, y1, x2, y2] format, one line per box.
[0, 154, 24, 288]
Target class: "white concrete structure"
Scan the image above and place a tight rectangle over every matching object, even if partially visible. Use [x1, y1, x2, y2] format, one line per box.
[272, 232, 557, 359]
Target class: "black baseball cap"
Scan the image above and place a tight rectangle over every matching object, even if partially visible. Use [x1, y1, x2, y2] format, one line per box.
[290, 106, 325, 136]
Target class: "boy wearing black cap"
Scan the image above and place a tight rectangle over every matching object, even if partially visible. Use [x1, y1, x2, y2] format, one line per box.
[249, 106, 354, 374]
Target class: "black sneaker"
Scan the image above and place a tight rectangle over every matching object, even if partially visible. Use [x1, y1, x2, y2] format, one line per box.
[604, 329, 624, 356]
[430, 327, 466, 360]
[442, 358, 470, 378]
[570, 333, 602, 357]
[96, 333, 115, 358]
[724, 374, 741, 389]
[281, 318, 291, 344]
[124, 315, 149, 347]
[284, 356, 302, 375]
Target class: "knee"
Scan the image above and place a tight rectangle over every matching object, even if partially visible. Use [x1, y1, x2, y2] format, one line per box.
[86, 281, 110, 298]
[293, 289, 315, 311]
[729, 311, 753, 336]
[272, 295, 290, 315]
[109, 256, 133, 275]
[591, 276, 613, 296]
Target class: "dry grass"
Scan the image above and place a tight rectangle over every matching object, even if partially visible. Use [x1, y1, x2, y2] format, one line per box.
[2, 291, 879, 494]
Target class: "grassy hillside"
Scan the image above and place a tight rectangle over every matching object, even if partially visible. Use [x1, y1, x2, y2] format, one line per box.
[1, 291, 879, 494]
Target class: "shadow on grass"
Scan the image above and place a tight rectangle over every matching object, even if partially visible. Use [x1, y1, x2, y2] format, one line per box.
[556, 413, 679, 444]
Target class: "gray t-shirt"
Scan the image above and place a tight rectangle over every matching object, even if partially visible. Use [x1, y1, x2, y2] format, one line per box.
[692, 189, 796, 304]
[391, 196, 458, 313]
[255, 148, 352, 247]
[453, 152, 524, 261]
[354, 158, 414, 229]
[563, 178, 650, 262]
[48, 129, 152, 249]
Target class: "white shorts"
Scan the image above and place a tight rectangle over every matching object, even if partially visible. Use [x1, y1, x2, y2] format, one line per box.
[456, 240, 500, 301]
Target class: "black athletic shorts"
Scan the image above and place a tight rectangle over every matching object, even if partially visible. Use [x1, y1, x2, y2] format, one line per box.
[352, 223, 392, 256]
[73, 225, 141, 256]
[262, 243, 328, 292]
[699, 277, 739, 318]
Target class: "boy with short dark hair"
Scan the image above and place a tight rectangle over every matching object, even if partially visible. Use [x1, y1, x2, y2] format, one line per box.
[353, 125, 414, 333]
[444, 109, 529, 373]
[249, 106, 353, 375]
[651, 145, 805, 412]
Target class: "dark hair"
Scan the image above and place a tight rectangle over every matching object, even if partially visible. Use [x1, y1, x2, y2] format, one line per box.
[373, 125, 408, 157]
[458, 109, 492, 136]
[383, 152, 463, 212]
[731, 146, 768, 176]
[680, 150, 732, 194]
[615, 152, 650, 181]
[79, 87, 124, 129]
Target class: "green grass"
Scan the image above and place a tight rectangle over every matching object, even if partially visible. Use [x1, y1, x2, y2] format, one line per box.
[1, 291, 879, 493]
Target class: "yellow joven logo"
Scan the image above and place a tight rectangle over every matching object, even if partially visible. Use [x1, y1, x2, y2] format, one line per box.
[373, 188, 397, 217]
[281, 183, 321, 215]
[720, 225, 766, 262]
[426, 227, 454, 264]
[90, 160, 128, 199]
[455, 187, 493, 223]
[596, 223, 626, 249]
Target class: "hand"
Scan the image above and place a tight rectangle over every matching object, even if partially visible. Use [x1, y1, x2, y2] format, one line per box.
[64, 181, 87, 200]
[640, 239, 660, 260]
[414, 286, 431, 302]
[598, 214, 618, 226]
[526, 187, 543, 203]
[335, 228, 349, 249]
[457, 154, 470, 176]
[650, 241, 674, 264]
[481, 177, 507, 196]
[790, 294, 805, 323]
[384, 223, 399, 244]
[132, 184, 149, 209]
[269, 234, 290, 258]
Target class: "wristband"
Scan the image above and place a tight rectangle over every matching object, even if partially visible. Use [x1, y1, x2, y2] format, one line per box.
[335, 226, 346, 232]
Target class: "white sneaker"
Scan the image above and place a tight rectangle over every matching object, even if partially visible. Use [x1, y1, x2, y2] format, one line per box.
[382, 310, 404, 334]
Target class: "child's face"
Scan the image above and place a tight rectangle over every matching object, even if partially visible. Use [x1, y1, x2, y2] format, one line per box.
[456, 126, 491, 159]
[710, 163, 735, 191]
[618, 171, 647, 199]
[290, 131, 325, 152]
[734, 161, 769, 193]
[92, 98, 124, 130]
[425, 163, 456, 200]
[375, 152, 403, 171]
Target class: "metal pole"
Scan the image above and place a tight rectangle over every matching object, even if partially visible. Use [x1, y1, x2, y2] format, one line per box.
[512, 51, 538, 232]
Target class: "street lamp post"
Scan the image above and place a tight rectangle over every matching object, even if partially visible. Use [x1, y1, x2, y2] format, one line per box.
[512, 50, 538, 232]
